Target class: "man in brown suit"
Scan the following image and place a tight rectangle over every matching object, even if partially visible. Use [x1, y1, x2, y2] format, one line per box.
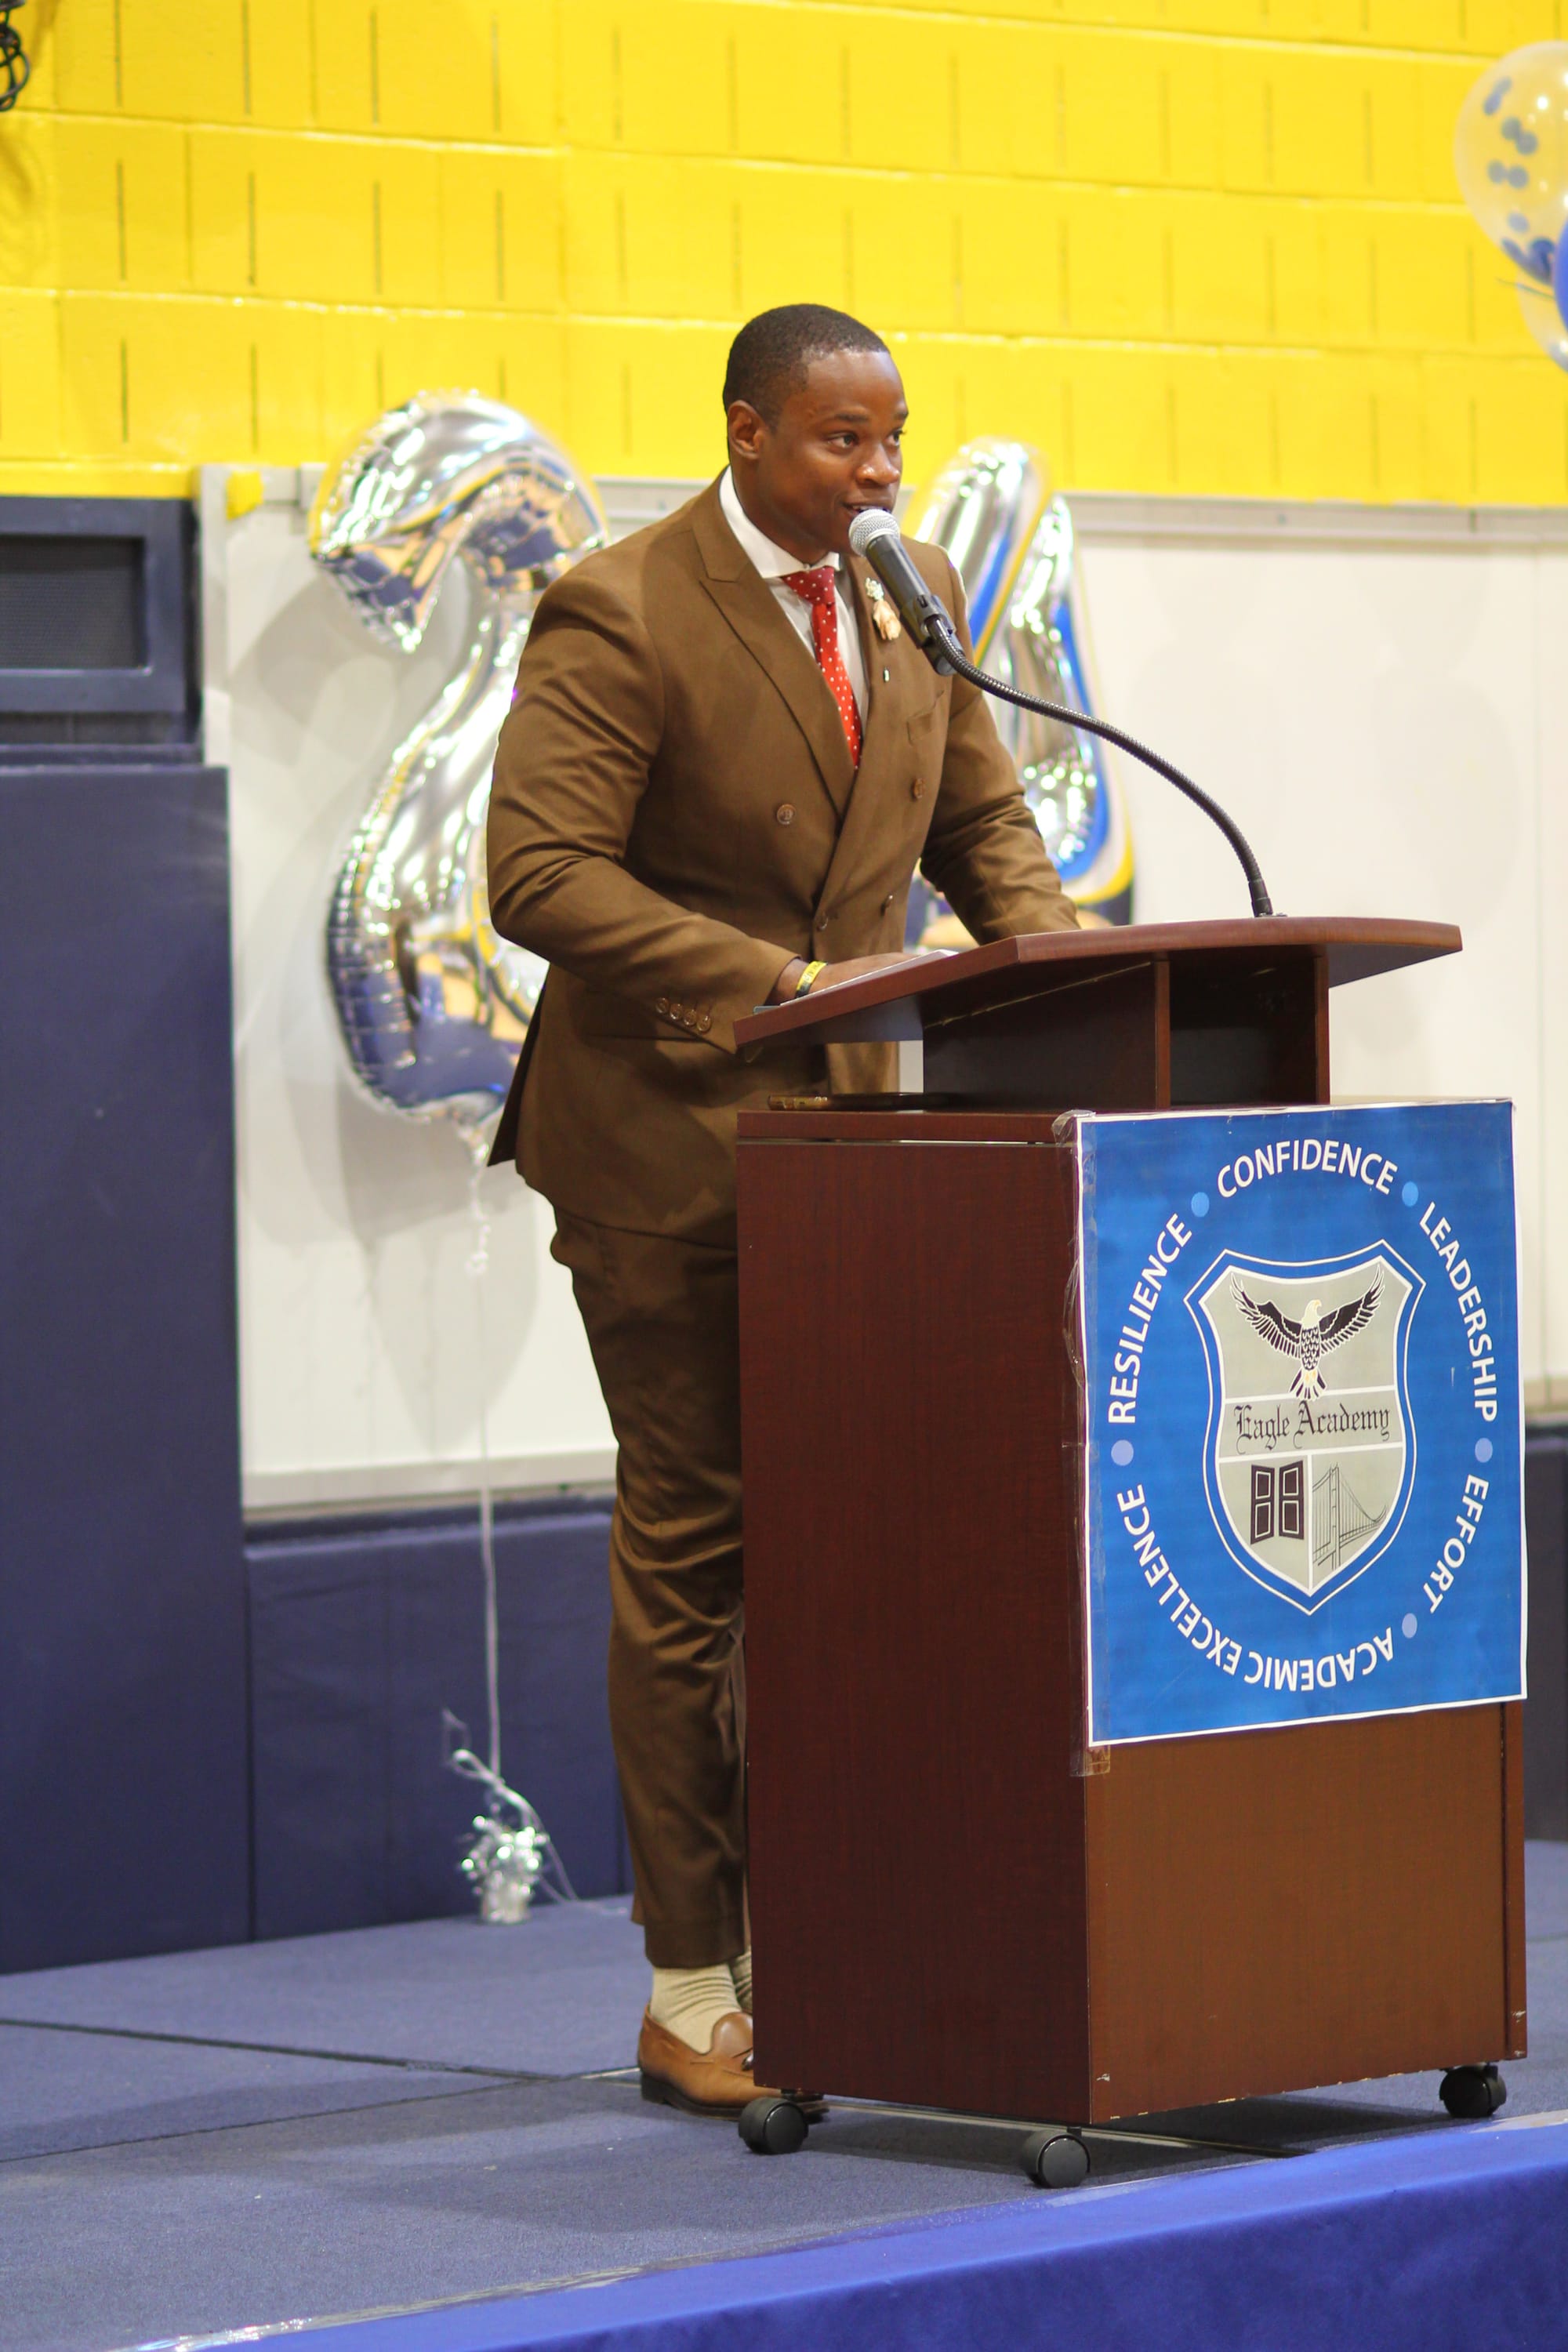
[487, 304, 1077, 2115]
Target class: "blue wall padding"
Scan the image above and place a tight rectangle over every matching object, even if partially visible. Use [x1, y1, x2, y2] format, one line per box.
[246, 1498, 630, 1937]
[0, 765, 248, 1975]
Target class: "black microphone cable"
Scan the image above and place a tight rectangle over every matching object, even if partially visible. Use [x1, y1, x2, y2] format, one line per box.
[940, 633, 1274, 921]
[848, 507, 1275, 920]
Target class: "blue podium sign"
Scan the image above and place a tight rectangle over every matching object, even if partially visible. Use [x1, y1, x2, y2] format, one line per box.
[1078, 1103, 1523, 1746]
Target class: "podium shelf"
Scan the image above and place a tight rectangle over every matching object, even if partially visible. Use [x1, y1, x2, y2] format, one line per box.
[735, 917, 1462, 1114]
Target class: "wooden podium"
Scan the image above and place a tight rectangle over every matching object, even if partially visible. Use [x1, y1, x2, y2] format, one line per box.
[734, 918, 1526, 2129]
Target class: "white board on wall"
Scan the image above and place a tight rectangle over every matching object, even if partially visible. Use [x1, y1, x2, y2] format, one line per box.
[216, 472, 1568, 1512]
[1073, 521, 1568, 1409]
[216, 488, 614, 1512]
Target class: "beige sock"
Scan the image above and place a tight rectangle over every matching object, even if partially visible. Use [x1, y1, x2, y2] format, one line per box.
[648, 1962, 741, 2054]
[731, 1948, 753, 2013]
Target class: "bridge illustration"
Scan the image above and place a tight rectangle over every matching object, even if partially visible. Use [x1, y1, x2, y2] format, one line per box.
[1312, 1461, 1388, 1577]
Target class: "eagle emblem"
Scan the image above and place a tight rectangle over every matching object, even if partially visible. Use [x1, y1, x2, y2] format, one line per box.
[1230, 1278, 1381, 1399]
[1187, 1248, 1421, 1612]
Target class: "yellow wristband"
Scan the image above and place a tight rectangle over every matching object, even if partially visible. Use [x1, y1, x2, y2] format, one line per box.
[794, 960, 826, 998]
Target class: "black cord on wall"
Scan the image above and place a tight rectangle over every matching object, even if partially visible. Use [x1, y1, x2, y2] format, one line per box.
[0, 2, 30, 113]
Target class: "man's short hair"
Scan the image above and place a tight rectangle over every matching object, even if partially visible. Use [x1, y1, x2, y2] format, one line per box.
[723, 304, 890, 425]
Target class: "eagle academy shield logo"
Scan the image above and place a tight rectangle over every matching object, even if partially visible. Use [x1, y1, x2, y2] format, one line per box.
[1186, 1245, 1424, 1613]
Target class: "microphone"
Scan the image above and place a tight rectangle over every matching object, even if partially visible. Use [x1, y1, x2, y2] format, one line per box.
[847, 507, 1274, 920]
[848, 506, 965, 672]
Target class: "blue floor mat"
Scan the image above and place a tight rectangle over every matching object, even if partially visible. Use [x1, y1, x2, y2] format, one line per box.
[0, 1850, 1563, 2352]
[0, 1899, 646, 2078]
[0, 2023, 473, 2161]
[0, 2073, 1243, 2352]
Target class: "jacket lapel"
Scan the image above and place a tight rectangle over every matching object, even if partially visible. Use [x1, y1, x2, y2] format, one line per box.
[813, 554, 936, 909]
[691, 482, 856, 818]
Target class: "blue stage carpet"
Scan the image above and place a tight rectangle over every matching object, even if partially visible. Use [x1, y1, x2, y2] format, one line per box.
[301, 2119, 1568, 2352]
[0, 2024, 474, 2162]
[0, 1896, 648, 2076]
[0, 1848, 1563, 2352]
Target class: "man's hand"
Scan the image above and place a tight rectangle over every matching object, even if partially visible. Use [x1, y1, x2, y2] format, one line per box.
[768, 951, 923, 1004]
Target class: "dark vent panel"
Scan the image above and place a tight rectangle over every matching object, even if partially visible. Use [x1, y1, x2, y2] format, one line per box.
[0, 537, 146, 671]
[0, 497, 197, 760]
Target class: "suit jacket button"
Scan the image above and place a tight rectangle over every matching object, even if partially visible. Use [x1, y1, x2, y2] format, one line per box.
[656, 997, 670, 1014]
[911, 779, 926, 800]
[698, 1011, 712, 1033]
[881, 893, 895, 913]
[815, 914, 829, 932]
[775, 804, 795, 826]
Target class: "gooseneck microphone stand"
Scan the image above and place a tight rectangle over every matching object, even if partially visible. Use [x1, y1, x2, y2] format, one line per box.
[847, 510, 1275, 919]
[938, 636, 1275, 920]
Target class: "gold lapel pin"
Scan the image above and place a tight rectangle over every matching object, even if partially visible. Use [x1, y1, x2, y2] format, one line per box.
[866, 578, 901, 642]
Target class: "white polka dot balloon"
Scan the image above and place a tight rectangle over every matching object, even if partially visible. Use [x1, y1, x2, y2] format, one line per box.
[1454, 42, 1568, 356]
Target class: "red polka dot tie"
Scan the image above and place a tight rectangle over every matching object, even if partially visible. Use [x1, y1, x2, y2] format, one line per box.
[781, 564, 862, 768]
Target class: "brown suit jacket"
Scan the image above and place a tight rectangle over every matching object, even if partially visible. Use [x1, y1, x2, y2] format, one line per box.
[485, 477, 1077, 1243]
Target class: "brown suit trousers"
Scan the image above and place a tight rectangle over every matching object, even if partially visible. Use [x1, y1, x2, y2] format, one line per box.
[487, 478, 1077, 1965]
[549, 1214, 749, 1966]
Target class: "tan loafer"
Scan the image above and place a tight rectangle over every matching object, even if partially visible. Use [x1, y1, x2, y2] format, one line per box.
[637, 2008, 823, 2121]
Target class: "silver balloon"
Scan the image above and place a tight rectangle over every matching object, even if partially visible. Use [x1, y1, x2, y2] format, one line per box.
[906, 437, 1133, 927]
[308, 393, 608, 1149]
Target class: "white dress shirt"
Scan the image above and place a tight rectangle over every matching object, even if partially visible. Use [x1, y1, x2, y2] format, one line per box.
[718, 468, 867, 720]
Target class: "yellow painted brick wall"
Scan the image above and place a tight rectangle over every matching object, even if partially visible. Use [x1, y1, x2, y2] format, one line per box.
[2, 0, 1565, 501]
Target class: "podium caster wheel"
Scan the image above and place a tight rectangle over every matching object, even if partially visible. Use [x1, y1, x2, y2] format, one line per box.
[1439, 2063, 1507, 2119]
[739, 2096, 810, 2155]
[1021, 2129, 1091, 2189]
